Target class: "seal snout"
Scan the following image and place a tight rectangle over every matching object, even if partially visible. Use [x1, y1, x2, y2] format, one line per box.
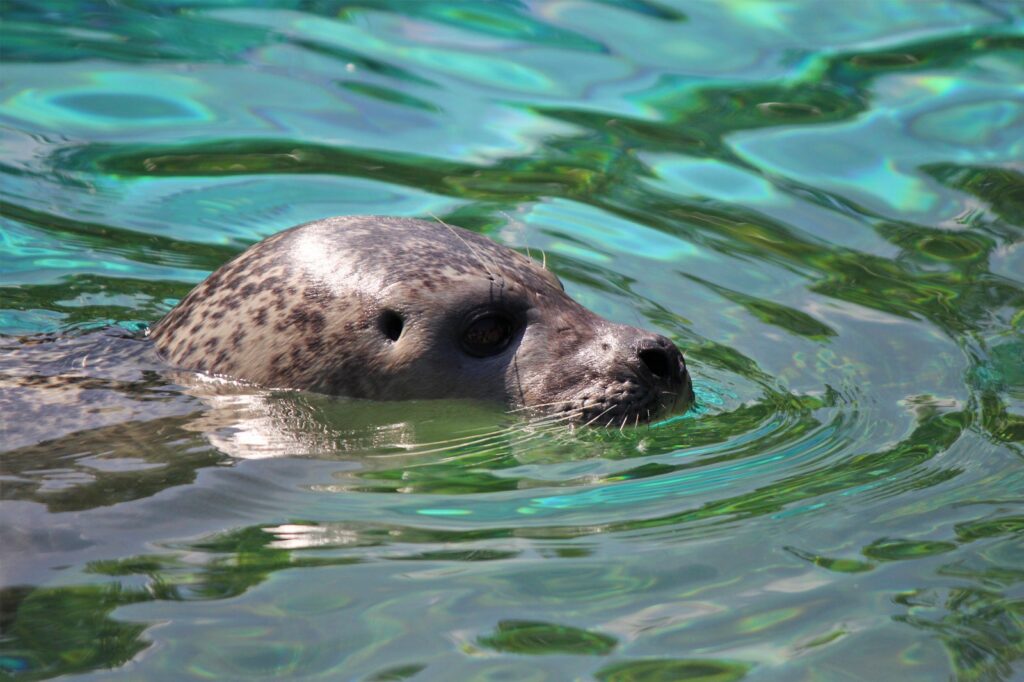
[631, 332, 694, 418]
[557, 329, 691, 426]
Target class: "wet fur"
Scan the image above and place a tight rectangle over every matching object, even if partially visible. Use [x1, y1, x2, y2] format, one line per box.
[150, 217, 691, 425]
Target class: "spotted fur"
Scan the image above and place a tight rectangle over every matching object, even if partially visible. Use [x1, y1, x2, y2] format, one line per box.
[151, 216, 692, 425]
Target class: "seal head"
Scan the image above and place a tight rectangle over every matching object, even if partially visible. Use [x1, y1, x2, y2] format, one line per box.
[150, 217, 692, 425]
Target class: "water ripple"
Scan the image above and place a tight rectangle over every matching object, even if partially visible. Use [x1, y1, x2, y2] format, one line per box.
[2, 1, 1022, 680]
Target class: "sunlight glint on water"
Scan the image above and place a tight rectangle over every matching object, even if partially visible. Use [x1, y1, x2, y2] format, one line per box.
[1, 1, 1022, 680]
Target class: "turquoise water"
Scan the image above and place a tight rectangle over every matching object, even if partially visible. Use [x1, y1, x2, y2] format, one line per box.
[1, 1, 1023, 680]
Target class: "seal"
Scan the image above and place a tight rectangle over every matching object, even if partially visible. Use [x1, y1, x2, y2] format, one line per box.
[150, 216, 692, 426]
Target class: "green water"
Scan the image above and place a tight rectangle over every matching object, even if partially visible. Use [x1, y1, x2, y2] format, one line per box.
[1, 1, 1023, 680]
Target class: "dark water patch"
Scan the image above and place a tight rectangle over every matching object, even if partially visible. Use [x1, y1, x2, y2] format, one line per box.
[784, 546, 875, 574]
[0, 583, 149, 680]
[389, 548, 520, 562]
[834, 30, 1024, 78]
[849, 53, 922, 69]
[365, 663, 428, 681]
[0, 2, 273, 64]
[534, 78, 865, 157]
[895, 586, 1024, 682]
[922, 163, 1024, 229]
[685, 275, 837, 340]
[0, 415, 221, 512]
[88, 531, 363, 602]
[586, 0, 687, 22]
[59, 139, 472, 184]
[862, 538, 959, 562]
[1, 275, 190, 328]
[0, 199, 241, 272]
[477, 619, 617, 655]
[341, 82, 440, 113]
[979, 393, 1024, 445]
[595, 658, 751, 682]
[288, 38, 438, 86]
[954, 515, 1024, 542]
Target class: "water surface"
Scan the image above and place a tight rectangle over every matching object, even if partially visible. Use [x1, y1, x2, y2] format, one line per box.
[1, 1, 1023, 680]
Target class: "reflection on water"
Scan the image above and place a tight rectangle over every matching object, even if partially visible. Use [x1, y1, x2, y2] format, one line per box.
[1, 1, 1022, 680]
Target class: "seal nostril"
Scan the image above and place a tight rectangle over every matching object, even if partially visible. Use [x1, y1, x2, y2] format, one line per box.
[379, 309, 403, 342]
[638, 347, 671, 379]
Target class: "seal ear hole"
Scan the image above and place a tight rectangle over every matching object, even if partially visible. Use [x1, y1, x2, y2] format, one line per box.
[379, 310, 404, 342]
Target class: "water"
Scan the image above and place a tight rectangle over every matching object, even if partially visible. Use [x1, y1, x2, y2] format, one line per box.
[1, 1, 1022, 680]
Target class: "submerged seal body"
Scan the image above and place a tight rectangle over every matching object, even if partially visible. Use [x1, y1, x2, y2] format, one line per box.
[150, 216, 692, 425]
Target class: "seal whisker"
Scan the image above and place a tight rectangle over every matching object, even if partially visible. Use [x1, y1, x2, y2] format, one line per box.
[496, 209, 538, 270]
[506, 398, 578, 414]
[539, 409, 587, 427]
[397, 411, 580, 464]
[391, 441, 510, 463]
[428, 211, 502, 284]
[521, 408, 585, 430]
[513, 405, 592, 429]
[582, 404, 618, 429]
[499, 411, 584, 439]
[377, 423, 541, 459]
[511, 354, 526, 408]
[393, 407, 583, 461]
[515, 410, 586, 436]
[370, 426, 521, 456]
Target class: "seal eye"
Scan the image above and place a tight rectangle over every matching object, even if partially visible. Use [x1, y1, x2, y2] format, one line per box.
[461, 313, 514, 357]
